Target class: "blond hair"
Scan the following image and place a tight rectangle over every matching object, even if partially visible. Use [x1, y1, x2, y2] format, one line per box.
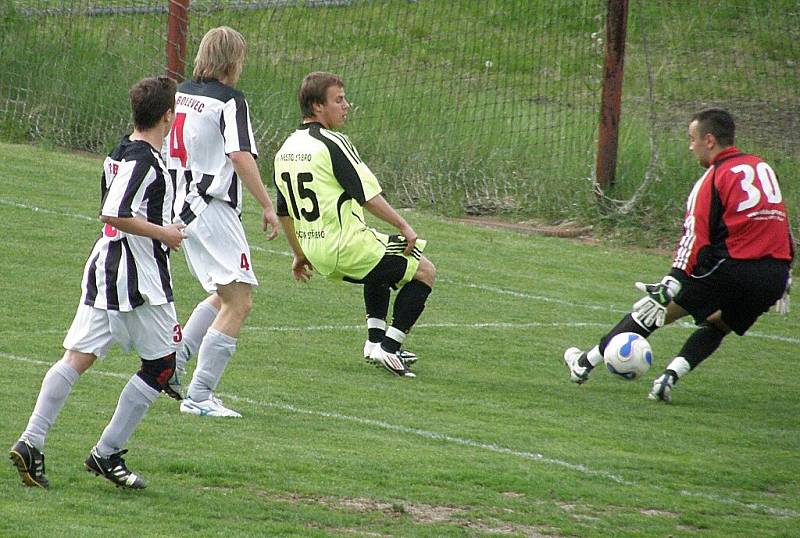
[192, 26, 246, 82]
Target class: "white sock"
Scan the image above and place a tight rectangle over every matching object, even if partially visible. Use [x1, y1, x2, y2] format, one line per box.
[187, 328, 237, 402]
[367, 317, 386, 343]
[95, 375, 159, 457]
[666, 356, 692, 379]
[20, 360, 80, 451]
[385, 326, 406, 345]
[587, 345, 604, 367]
[176, 299, 219, 374]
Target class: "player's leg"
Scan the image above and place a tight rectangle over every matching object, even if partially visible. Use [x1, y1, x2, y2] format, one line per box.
[338, 233, 431, 376]
[383, 256, 435, 354]
[367, 255, 435, 377]
[10, 350, 94, 489]
[362, 283, 390, 361]
[649, 258, 789, 402]
[86, 354, 175, 489]
[176, 295, 221, 372]
[178, 200, 255, 416]
[86, 303, 179, 488]
[648, 317, 729, 402]
[10, 304, 108, 489]
[167, 294, 221, 399]
[181, 281, 251, 417]
[564, 301, 689, 384]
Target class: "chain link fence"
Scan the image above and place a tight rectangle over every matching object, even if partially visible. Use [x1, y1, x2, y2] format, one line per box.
[2, 0, 798, 234]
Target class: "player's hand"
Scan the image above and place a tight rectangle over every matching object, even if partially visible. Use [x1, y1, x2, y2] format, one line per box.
[631, 276, 681, 329]
[775, 275, 791, 315]
[399, 223, 418, 256]
[262, 207, 279, 241]
[161, 223, 187, 250]
[291, 254, 314, 282]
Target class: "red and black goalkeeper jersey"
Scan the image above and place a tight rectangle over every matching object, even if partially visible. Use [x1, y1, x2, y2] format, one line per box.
[673, 146, 793, 277]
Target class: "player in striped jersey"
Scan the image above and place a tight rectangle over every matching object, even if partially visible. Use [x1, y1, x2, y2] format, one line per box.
[563, 108, 793, 402]
[165, 27, 280, 417]
[274, 72, 436, 378]
[10, 77, 184, 489]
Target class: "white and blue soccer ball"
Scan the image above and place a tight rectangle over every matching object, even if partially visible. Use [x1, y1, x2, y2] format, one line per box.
[603, 332, 652, 380]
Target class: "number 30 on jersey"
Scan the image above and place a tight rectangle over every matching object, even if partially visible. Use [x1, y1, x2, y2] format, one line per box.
[733, 162, 782, 212]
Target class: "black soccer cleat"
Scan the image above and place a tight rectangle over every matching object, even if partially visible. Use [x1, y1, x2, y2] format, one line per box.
[9, 439, 49, 489]
[162, 383, 183, 402]
[85, 448, 146, 489]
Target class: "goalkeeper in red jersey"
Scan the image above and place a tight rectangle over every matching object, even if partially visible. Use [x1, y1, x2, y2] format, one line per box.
[564, 108, 793, 402]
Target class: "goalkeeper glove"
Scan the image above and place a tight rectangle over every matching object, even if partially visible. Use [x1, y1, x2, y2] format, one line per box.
[774, 275, 791, 315]
[632, 276, 681, 329]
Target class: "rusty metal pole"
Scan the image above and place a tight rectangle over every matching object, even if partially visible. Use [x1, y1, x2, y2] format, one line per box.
[166, 0, 190, 81]
[595, 0, 628, 193]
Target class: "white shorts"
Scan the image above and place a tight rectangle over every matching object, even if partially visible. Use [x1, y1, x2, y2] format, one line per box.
[182, 199, 258, 293]
[63, 303, 181, 360]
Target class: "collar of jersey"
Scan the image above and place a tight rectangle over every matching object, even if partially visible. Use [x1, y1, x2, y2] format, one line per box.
[710, 146, 741, 165]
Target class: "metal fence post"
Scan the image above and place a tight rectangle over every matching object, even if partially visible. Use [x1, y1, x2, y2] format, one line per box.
[595, 0, 628, 193]
[166, 0, 190, 81]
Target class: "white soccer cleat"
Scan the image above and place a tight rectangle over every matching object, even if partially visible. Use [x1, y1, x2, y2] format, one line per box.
[648, 373, 674, 403]
[368, 345, 416, 378]
[363, 340, 418, 365]
[563, 347, 591, 384]
[180, 394, 242, 417]
[363, 340, 377, 363]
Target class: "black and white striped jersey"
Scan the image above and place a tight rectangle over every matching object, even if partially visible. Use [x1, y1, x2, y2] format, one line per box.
[80, 136, 175, 311]
[166, 79, 258, 225]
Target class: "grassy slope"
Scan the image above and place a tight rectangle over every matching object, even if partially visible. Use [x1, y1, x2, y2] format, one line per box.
[0, 142, 797, 537]
[2, 0, 797, 245]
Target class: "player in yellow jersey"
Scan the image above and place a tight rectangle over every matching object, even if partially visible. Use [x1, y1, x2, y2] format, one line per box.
[274, 72, 436, 378]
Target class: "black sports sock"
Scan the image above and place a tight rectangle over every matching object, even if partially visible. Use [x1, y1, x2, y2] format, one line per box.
[390, 280, 432, 334]
[368, 328, 384, 343]
[678, 323, 726, 370]
[364, 283, 391, 342]
[598, 314, 654, 356]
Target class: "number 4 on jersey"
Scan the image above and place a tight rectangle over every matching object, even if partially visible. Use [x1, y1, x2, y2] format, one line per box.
[169, 112, 188, 167]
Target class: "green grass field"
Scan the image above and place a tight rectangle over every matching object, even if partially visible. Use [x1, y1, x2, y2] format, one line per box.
[0, 141, 798, 537]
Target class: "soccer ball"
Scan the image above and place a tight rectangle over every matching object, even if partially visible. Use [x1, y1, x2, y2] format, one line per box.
[603, 332, 652, 380]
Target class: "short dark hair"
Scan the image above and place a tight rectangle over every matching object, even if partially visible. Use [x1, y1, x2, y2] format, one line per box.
[129, 76, 177, 130]
[691, 108, 735, 147]
[299, 71, 343, 118]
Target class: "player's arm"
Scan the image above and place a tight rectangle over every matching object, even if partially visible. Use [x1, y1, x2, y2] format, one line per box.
[277, 216, 313, 282]
[229, 150, 279, 240]
[363, 194, 418, 256]
[100, 215, 186, 250]
[321, 133, 417, 254]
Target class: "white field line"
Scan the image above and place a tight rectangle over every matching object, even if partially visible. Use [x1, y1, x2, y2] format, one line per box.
[1, 350, 796, 518]
[15, 321, 797, 349]
[241, 321, 610, 333]
[3, 198, 798, 346]
[0, 199, 96, 222]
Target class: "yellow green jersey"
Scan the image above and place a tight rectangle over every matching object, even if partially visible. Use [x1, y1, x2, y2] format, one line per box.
[273, 122, 386, 278]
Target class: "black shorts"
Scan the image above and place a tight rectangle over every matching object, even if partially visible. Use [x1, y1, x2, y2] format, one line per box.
[343, 255, 408, 288]
[673, 258, 790, 335]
